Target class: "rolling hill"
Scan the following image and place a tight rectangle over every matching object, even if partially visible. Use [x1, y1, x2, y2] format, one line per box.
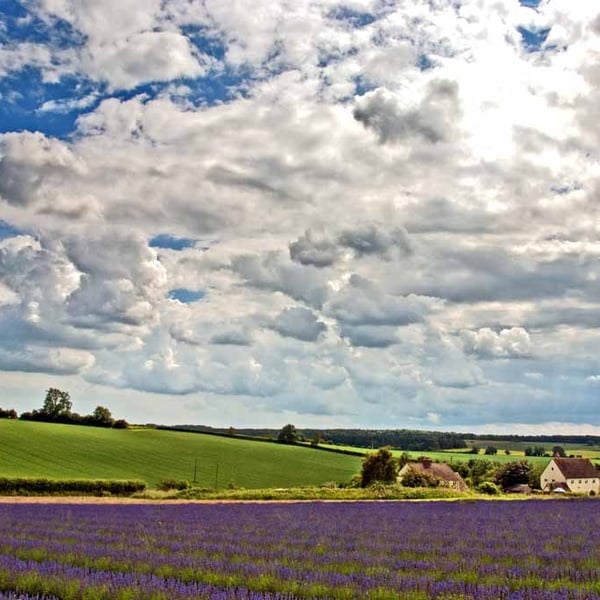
[0, 420, 362, 489]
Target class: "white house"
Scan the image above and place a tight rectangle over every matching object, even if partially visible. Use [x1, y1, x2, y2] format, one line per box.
[398, 457, 467, 491]
[540, 457, 600, 495]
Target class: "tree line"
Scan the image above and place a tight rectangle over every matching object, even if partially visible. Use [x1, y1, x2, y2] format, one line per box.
[359, 447, 547, 494]
[0, 388, 128, 428]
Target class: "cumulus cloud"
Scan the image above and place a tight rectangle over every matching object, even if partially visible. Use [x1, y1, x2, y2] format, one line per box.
[460, 328, 533, 359]
[80, 31, 206, 90]
[325, 275, 435, 328]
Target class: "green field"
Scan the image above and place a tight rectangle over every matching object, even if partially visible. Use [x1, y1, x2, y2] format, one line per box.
[318, 444, 556, 466]
[0, 420, 362, 489]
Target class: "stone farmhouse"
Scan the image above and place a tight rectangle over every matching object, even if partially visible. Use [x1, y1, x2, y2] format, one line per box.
[398, 457, 467, 491]
[540, 457, 600, 495]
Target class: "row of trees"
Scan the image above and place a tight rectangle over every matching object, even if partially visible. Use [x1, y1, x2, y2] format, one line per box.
[2, 388, 128, 429]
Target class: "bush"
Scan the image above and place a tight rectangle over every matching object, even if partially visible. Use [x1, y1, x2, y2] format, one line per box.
[0, 477, 146, 496]
[495, 460, 533, 490]
[157, 479, 190, 491]
[401, 470, 440, 488]
[478, 481, 501, 495]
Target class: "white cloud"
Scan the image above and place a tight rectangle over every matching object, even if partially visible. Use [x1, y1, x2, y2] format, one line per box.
[460, 327, 533, 359]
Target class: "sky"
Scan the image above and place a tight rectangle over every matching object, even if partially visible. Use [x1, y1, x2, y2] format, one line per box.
[1, 0, 600, 434]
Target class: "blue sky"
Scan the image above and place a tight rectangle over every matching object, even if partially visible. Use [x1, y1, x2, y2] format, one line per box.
[1, 0, 600, 434]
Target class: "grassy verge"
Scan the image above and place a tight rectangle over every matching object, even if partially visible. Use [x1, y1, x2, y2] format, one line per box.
[134, 484, 473, 501]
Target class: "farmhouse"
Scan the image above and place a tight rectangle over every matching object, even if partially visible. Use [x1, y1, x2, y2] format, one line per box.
[398, 457, 467, 491]
[540, 457, 600, 495]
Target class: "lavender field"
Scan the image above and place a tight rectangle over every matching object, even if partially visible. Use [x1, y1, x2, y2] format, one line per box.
[1, 500, 600, 599]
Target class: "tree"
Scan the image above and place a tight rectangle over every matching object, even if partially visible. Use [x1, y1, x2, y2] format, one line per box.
[41, 388, 72, 419]
[484, 446, 498, 455]
[91, 405, 114, 427]
[277, 424, 300, 444]
[360, 447, 398, 487]
[398, 451, 411, 469]
[495, 460, 533, 490]
[552, 446, 566, 457]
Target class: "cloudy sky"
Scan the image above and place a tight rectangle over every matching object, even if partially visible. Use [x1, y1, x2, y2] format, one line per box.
[1, 0, 600, 433]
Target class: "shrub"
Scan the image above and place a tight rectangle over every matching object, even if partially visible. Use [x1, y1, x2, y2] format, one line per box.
[495, 460, 533, 490]
[157, 479, 190, 491]
[478, 481, 501, 495]
[400, 470, 440, 488]
[0, 477, 146, 496]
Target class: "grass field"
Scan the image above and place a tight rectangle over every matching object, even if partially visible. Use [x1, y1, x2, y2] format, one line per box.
[318, 444, 557, 466]
[0, 420, 361, 489]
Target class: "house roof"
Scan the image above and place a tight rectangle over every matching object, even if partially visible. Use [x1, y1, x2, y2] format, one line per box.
[552, 458, 598, 480]
[407, 461, 464, 483]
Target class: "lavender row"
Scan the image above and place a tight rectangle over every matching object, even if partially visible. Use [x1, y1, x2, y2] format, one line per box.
[1, 500, 600, 599]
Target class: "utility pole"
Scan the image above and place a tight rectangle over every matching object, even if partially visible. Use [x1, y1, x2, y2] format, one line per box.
[215, 463, 219, 490]
[193, 458, 198, 484]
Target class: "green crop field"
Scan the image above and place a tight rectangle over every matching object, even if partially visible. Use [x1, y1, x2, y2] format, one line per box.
[0, 420, 362, 489]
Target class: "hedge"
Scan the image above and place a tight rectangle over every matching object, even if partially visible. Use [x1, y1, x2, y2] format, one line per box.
[0, 477, 146, 496]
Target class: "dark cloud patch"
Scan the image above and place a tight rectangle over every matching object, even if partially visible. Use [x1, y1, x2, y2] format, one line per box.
[232, 252, 330, 307]
[210, 330, 253, 346]
[271, 306, 327, 342]
[398, 245, 597, 305]
[326, 275, 430, 327]
[289, 230, 341, 267]
[521, 306, 600, 330]
[289, 224, 412, 268]
[338, 224, 412, 258]
[353, 80, 460, 144]
[339, 324, 399, 347]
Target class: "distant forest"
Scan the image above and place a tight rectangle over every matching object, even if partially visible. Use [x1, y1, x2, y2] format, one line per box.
[174, 425, 600, 452]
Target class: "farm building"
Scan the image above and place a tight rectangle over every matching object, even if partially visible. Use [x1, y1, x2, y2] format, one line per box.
[540, 457, 600, 495]
[398, 457, 467, 491]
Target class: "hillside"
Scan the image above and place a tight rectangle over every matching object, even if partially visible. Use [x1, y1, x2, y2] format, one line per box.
[0, 420, 362, 489]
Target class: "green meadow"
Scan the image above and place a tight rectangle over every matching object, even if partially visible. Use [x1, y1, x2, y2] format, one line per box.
[318, 444, 557, 466]
[0, 420, 361, 489]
